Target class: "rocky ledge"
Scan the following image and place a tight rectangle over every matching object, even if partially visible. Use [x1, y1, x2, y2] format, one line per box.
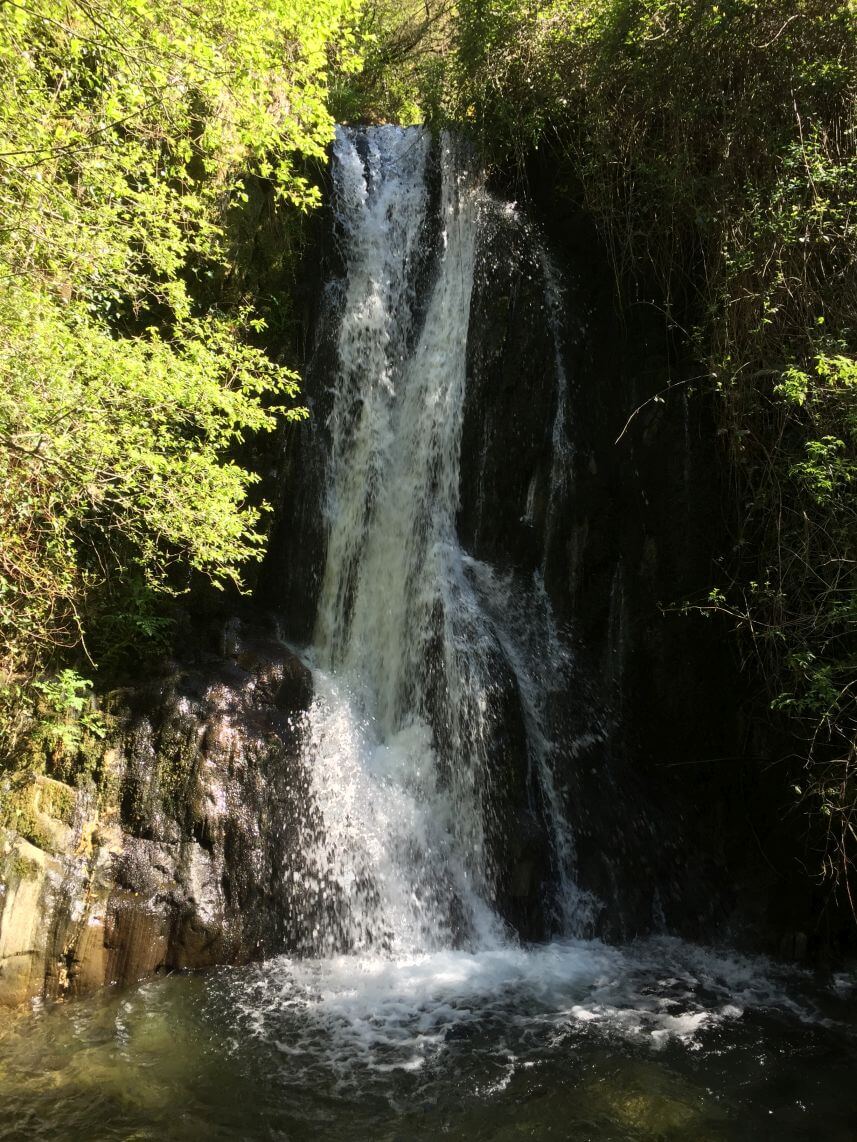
[0, 616, 312, 1007]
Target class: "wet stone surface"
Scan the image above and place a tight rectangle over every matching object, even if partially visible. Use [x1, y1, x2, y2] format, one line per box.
[0, 614, 313, 1007]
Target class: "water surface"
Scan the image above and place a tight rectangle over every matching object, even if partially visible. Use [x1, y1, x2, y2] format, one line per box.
[1, 938, 854, 1141]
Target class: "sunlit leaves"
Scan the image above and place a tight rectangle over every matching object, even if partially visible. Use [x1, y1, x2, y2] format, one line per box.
[0, 0, 360, 692]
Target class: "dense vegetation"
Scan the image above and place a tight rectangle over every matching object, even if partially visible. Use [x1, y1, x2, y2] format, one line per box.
[1, 0, 854, 908]
[0, 0, 360, 760]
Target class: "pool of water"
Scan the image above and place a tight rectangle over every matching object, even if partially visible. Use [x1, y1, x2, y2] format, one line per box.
[1, 937, 855, 1141]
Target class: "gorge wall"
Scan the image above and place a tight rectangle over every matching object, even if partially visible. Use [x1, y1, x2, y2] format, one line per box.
[0, 614, 314, 1005]
[262, 128, 779, 947]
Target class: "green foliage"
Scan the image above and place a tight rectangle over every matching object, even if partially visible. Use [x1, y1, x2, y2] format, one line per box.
[32, 670, 106, 759]
[0, 0, 362, 774]
[331, 0, 453, 124]
[0, 667, 107, 787]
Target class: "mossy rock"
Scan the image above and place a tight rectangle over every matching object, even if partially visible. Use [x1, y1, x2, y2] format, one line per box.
[0, 830, 43, 883]
[0, 775, 78, 852]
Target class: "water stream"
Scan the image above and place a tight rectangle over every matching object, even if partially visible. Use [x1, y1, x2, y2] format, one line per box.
[0, 125, 855, 1141]
[289, 125, 590, 955]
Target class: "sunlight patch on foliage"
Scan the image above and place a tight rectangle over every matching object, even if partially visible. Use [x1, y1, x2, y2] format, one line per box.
[0, 0, 361, 767]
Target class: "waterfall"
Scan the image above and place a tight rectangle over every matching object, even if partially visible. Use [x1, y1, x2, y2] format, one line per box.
[4, 128, 842, 1142]
[290, 125, 585, 957]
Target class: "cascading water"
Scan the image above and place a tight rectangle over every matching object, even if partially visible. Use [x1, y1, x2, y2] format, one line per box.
[292, 124, 575, 956]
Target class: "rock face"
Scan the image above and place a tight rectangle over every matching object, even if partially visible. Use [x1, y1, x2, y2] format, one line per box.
[0, 615, 312, 1007]
[455, 191, 742, 940]
[256, 142, 777, 949]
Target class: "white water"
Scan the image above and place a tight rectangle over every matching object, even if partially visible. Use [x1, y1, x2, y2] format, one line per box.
[234, 936, 841, 1091]
[293, 126, 497, 954]
[295, 124, 583, 957]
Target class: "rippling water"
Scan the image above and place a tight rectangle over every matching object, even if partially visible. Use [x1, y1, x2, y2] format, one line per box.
[1, 938, 854, 1141]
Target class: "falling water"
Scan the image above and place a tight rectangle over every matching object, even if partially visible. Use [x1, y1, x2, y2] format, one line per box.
[290, 125, 588, 956]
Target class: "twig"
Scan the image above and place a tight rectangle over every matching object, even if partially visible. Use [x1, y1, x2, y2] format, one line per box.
[614, 373, 709, 445]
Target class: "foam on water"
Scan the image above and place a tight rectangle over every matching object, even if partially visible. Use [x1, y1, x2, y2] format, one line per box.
[0, 943, 853, 1142]
[229, 936, 841, 1091]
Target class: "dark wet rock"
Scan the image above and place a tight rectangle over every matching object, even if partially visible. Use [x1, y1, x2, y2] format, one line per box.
[0, 614, 313, 1007]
